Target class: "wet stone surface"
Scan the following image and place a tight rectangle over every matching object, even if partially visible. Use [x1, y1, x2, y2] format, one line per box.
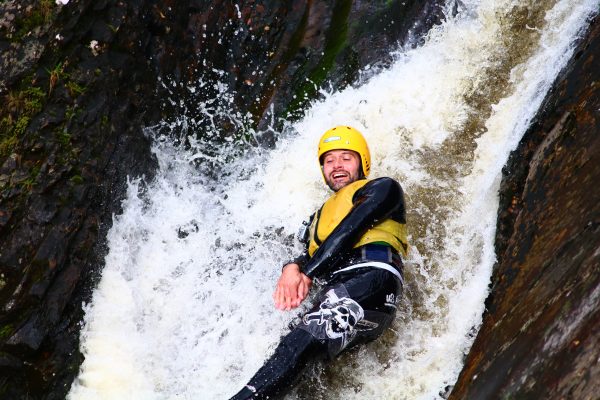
[450, 15, 600, 400]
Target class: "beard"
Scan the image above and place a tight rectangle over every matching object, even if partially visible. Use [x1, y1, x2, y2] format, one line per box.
[325, 170, 360, 192]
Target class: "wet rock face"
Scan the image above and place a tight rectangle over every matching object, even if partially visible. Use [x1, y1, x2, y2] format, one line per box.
[0, 1, 165, 398]
[160, 0, 447, 142]
[450, 16, 600, 400]
[0, 0, 447, 398]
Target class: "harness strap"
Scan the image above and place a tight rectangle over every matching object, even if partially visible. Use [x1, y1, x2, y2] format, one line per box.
[332, 261, 404, 286]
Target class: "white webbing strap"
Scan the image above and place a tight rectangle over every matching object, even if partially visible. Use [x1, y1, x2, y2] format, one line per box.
[332, 261, 404, 285]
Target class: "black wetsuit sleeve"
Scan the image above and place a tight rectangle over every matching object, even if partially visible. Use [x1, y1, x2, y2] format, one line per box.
[302, 177, 405, 279]
[291, 252, 309, 269]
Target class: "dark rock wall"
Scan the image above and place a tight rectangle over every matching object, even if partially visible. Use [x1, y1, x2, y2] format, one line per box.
[450, 15, 600, 400]
[0, 1, 447, 398]
[160, 0, 447, 138]
[0, 1, 175, 397]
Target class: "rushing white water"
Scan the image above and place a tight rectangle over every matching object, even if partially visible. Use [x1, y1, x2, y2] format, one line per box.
[68, 0, 598, 399]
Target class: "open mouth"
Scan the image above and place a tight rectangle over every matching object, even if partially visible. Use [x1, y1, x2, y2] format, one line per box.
[331, 172, 349, 180]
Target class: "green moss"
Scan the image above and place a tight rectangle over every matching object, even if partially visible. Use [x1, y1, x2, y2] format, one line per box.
[13, 116, 31, 137]
[5, 85, 46, 115]
[30, 165, 41, 180]
[23, 87, 46, 114]
[65, 105, 82, 122]
[13, 0, 56, 39]
[39, 0, 55, 18]
[55, 129, 71, 146]
[100, 115, 109, 129]
[15, 11, 45, 38]
[0, 117, 18, 158]
[19, 163, 41, 191]
[65, 106, 75, 121]
[0, 82, 46, 159]
[0, 324, 14, 340]
[44, 60, 87, 99]
[284, 0, 352, 120]
[70, 174, 84, 184]
[66, 80, 87, 97]
[0, 115, 30, 157]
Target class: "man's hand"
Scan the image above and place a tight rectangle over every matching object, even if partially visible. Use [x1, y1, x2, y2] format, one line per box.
[273, 263, 312, 311]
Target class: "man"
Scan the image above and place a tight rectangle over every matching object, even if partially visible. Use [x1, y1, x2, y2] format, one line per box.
[231, 126, 408, 399]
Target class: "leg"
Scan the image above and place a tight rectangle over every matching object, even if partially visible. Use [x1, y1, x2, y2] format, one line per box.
[299, 268, 400, 357]
[229, 328, 325, 400]
[231, 269, 400, 399]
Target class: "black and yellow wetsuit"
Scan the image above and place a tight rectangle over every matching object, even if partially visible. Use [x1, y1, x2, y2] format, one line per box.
[231, 177, 407, 400]
[300, 177, 407, 279]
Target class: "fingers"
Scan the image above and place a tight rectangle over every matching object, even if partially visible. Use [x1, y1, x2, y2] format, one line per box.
[297, 281, 307, 303]
[283, 284, 293, 310]
[273, 279, 287, 310]
[299, 274, 311, 300]
[273, 281, 293, 310]
[292, 284, 302, 308]
[273, 267, 310, 311]
[292, 275, 312, 307]
[273, 286, 281, 309]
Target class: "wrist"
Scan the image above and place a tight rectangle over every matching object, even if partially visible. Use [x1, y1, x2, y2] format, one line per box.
[282, 263, 300, 273]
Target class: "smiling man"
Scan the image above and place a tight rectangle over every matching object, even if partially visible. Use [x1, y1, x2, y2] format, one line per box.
[231, 126, 408, 399]
[321, 148, 362, 191]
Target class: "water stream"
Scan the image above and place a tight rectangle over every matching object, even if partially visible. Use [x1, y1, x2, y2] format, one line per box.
[68, 0, 598, 398]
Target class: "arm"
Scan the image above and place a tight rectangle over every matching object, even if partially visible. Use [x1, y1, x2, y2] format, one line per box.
[302, 177, 405, 279]
[272, 214, 315, 310]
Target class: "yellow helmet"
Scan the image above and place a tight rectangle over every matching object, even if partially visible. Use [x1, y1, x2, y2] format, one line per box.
[318, 126, 371, 177]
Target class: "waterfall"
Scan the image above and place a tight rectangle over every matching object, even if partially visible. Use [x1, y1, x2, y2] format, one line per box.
[68, 0, 598, 398]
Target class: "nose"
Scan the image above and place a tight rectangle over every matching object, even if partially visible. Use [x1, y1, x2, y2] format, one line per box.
[332, 157, 344, 169]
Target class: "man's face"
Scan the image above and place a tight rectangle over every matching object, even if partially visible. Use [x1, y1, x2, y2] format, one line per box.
[321, 150, 362, 191]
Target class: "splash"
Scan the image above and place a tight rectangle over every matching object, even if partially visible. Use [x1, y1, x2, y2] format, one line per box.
[69, 0, 597, 399]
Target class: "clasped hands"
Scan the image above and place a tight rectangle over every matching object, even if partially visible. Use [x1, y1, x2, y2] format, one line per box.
[273, 263, 312, 311]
